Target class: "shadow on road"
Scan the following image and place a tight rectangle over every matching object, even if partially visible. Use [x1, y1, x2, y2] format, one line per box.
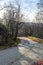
[0, 38, 43, 65]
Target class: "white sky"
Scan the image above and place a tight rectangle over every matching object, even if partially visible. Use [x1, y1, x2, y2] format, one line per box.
[0, 0, 39, 22]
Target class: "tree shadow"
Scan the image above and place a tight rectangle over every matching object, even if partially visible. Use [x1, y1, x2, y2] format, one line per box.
[7, 44, 33, 65]
[1, 39, 43, 65]
[31, 47, 43, 58]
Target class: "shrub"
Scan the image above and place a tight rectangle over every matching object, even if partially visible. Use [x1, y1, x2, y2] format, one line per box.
[0, 23, 9, 45]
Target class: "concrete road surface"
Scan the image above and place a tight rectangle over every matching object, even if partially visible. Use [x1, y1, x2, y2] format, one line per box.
[0, 37, 43, 65]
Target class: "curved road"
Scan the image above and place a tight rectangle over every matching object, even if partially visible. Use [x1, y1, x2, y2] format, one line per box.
[0, 37, 43, 65]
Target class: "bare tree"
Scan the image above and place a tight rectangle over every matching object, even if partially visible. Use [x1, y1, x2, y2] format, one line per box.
[13, 0, 21, 41]
[3, 0, 22, 41]
[36, 0, 43, 23]
[3, 3, 16, 38]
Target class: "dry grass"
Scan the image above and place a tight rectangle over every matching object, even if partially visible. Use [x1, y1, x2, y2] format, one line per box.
[0, 46, 9, 50]
[28, 36, 43, 43]
[8, 38, 20, 46]
[0, 38, 20, 50]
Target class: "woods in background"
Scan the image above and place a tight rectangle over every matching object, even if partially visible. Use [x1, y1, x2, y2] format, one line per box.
[0, 0, 43, 46]
[18, 22, 43, 39]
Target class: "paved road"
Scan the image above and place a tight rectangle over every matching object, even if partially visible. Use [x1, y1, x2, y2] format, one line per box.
[0, 37, 43, 65]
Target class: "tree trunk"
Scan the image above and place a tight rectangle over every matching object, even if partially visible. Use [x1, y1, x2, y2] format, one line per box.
[14, 22, 18, 41]
[5, 36, 8, 45]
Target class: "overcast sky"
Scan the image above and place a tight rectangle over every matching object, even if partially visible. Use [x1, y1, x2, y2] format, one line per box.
[0, 0, 39, 22]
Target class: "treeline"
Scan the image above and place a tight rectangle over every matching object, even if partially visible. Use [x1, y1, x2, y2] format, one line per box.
[18, 22, 43, 39]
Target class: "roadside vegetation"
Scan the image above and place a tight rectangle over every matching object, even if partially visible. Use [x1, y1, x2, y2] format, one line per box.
[0, 23, 20, 50]
[0, 35, 20, 50]
[0, 1, 21, 50]
[0, 38, 20, 50]
[28, 36, 43, 43]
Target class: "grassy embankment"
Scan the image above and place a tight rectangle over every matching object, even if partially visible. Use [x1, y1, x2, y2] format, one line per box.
[28, 36, 43, 43]
[0, 37, 20, 50]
